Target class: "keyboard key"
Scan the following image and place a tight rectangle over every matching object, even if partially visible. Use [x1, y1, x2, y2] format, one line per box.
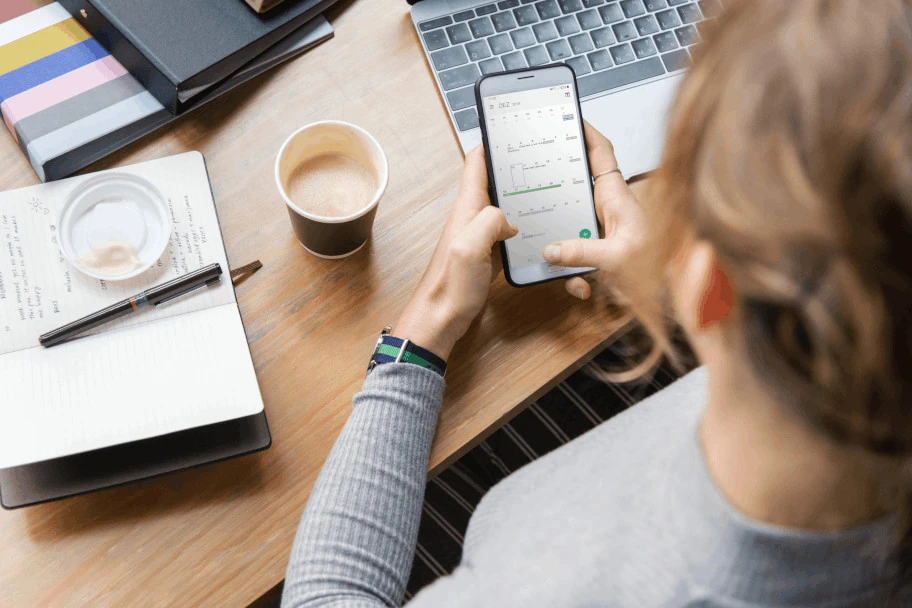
[631, 36, 657, 58]
[577, 9, 602, 29]
[524, 44, 550, 65]
[533, 20, 559, 42]
[587, 49, 613, 70]
[423, 29, 449, 51]
[609, 42, 635, 63]
[476, 3, 498, 15]
[656, 8, 681, 28]
[644, 0, 667, 10]
[446, 23, 472, 44]
[479, 56, 505, 74]
[675, 24, 699, 45]
[566, 55, 592, 75]
[431, 45, 468, 70]
[698, 0, 721, 17]
[446, 86, 476, 111]
[591, 26, 617, 47]
[502, 51, 528, 69]
[489, 33, 514, 53]
[499, 0, 521, 8]
[559, 0, 583, 13]
[469, 17, 495, 37]
[678, 3, 702, 23]
[667, 0, 688, 5]
[598, 3, 625, 23]
[537, 0, 562, 19]
[620, 0, 646, 18]
[439, 63, 481, 90]
[612, 20, 637, 41]
[454, 10, 475, 21]
[582, 0, 605, 6]
[420, 16, 453, 31]
[661, 48, 690, 71]
[577, 55, 664, 96]
[634, 14, 659, 35]
[514, 5, 540, 25]
[547, 38, 573, 60]
[569, 32, 595, 53]
[510, 26, 537, 47]
[454, 107, 479, 131]
[492, 11, 518, 31]
[467, 39, 493, 60]
[653, 30, 678, 51]
[556, 15, 581, 36]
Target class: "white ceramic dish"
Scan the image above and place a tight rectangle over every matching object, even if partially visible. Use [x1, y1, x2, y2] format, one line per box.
[59, 173, 171, 281]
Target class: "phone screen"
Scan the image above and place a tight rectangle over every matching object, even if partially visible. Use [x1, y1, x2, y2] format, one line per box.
[482, 82, 597, 271]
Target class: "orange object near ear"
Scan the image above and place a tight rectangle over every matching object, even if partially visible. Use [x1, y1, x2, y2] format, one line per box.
[699, 264, 733, 329]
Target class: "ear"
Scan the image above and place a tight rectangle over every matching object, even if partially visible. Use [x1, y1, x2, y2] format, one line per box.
[674, 241, 733, 336]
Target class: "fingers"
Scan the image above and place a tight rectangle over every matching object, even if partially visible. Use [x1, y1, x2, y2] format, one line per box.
[583, 121, 620, 177]
[565, 277, 591, 300]
[458, 206, 518, 257]
[543, 237, 614, 270]
[458, 146, 490, 212]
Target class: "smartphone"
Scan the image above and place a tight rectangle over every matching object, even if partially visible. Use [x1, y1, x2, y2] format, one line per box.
[475, 64, 599, 287]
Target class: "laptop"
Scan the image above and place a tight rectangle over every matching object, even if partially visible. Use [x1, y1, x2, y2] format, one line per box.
[409, 0, 719, 178]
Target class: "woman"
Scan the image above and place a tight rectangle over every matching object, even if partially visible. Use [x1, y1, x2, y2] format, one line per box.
[283, 0, 912, 605]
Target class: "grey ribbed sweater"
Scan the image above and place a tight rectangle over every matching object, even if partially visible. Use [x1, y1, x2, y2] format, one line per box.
[282, 365, 907, 607]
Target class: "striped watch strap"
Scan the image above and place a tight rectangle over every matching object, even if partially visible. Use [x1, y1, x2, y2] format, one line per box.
[368, 330, 447, 377]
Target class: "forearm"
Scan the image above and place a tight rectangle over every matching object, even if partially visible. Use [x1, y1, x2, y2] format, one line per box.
[282, 364, 445, 608]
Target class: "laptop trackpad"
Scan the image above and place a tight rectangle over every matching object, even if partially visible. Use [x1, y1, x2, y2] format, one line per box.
[581, 74, 684, 179]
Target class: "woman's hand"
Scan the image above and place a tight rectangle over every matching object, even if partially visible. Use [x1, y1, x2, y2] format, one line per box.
[394, 147, 517, 361]
[544, 122, 648, 300]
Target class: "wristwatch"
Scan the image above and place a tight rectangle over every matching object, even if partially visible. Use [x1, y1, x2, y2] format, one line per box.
[367, 326, 447, 377]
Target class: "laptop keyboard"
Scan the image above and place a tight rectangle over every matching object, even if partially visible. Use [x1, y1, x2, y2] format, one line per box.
[419, 0, 720, 132]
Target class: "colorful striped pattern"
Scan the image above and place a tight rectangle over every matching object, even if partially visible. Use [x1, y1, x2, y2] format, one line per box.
[0, 2, 164, 181]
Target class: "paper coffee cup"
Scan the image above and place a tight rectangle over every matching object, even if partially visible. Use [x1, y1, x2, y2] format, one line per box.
[275, 121, 388, 258]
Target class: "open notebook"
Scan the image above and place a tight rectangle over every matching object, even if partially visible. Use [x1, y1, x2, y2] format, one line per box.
[0, 151, 264, 468]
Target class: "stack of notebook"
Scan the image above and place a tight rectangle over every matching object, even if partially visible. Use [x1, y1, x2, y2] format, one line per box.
[0, 0, 336, 182]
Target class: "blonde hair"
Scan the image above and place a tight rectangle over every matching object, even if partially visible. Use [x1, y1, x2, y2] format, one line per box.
[627, 0, 912, 557]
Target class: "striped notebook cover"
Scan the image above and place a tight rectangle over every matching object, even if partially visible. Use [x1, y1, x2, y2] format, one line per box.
[0, 1, 332, 182]
[0, 1, 165, 182]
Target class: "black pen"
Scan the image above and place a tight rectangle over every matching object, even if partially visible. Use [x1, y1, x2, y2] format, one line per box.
[39, 263, 223, 348]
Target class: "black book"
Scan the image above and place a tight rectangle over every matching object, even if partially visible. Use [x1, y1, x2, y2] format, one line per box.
[57, 0, 338, 114]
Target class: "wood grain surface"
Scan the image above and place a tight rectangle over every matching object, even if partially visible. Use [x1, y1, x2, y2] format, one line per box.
[0, 1, 630, 606]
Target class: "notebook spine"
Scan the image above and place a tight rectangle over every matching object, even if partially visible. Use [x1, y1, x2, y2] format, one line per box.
[57, 0, 179, 114]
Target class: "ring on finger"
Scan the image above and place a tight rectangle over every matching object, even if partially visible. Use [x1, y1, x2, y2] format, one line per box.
[592, 167, 622, 183]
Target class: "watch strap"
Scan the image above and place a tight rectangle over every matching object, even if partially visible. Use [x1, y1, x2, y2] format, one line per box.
[368, 333, 447, 377]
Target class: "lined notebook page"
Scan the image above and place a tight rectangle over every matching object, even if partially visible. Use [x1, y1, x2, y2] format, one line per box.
[0, 152, 263, 468]
[0, 305, 262, 468]
[0, 151, 235, 356]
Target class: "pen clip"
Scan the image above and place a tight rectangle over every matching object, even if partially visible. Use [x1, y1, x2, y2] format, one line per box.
[154, 277, 221, 307]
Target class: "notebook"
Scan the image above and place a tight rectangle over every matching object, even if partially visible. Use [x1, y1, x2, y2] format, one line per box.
[0, 151, 265, 469]
[0, 411, 271, 509]
[58, 0, 337, 113]
[0, 2, 334, 182]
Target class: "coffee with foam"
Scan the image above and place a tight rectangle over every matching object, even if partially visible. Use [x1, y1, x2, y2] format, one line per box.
[286, 153, 377, 218]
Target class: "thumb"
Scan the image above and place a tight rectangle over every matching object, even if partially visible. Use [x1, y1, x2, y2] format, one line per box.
[543, 238, 615, 269]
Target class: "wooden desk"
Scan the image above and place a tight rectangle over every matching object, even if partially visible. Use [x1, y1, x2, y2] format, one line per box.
[0, 1, 628, 606]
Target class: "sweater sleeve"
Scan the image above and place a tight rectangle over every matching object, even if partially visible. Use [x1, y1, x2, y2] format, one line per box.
[282, 363, 446, 608]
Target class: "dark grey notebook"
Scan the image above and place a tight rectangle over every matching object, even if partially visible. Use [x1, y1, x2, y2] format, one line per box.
[0, 412, 271, 509]
[58, 0, 338, 113]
